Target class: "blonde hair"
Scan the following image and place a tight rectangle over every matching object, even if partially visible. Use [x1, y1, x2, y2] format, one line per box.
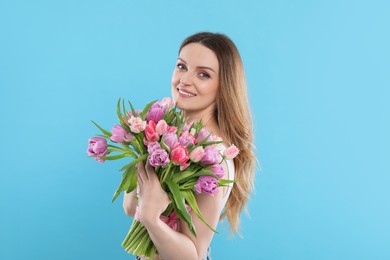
[179, 32, 256, 235]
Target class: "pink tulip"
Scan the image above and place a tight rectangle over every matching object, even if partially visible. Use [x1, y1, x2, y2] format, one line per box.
[87, 137, 108, 163]
[180, 162, 190, 171]
[194, 176, 219, 195]
[144, 120, 159, 142]
[189, 146, 205, 163]
[171, 144, 189, 168]
[167, 126, 178, 134]
[224, 144, 240, 160]
[128, 116, 146, 133]
[159, 97, 174, 110]
[156, 120, 169, 135]
[110, 125, 134, 143]
[160, 211, 179, 231]
[179, 131, 197, 147]
[123, 110, 142, 123]
[208, 135, 224, 150]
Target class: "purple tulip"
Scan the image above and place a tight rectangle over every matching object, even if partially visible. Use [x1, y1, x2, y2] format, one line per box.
[196, 128, 210, 143]
[87, 137, 108, 163]
[163, 133, 178, 149]
[194, 175, 219, 195]
[147, 141, 161, 154]
[200, 146, 222, 165]
[148, 148, 170, 167]
[110, 125, 134, 143]
[146, 102, 165, 123]
[209, 164, 224, 179]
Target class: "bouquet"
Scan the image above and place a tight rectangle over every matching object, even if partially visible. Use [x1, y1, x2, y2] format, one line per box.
[87, 97, 239, 258]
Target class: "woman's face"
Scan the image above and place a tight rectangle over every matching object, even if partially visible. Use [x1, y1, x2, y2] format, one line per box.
[171, 43, 220, 114]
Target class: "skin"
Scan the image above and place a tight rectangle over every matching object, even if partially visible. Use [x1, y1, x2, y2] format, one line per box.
[172, 43, 219, 126]
[123, 43, 230, 260]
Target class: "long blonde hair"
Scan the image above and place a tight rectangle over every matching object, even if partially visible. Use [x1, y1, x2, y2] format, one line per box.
[179, 32, 256, 235]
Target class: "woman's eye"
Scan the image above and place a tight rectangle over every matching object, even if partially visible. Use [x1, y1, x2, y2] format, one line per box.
[199, 72, 210, 79]
[177, 63, 187, 71]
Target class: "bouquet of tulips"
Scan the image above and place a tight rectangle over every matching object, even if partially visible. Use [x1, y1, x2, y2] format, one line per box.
[87, 97, 239, 258]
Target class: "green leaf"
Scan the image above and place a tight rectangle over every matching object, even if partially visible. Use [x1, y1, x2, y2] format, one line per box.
[170, 170, 193, 183]
[182, 190, 218, 233]
[125, 148, 137, 158]
[111, 154, 147, 202]
[131, 134, 146, 154]
[96, 134, 110, 139]
[100, 153, 128, 161]
[122, 99, 127, 117]
[107, 144, 124, 150]
[179, 179, 197, 190]
[160, 135, 170, 153]
[166, 180, 196, 236]
[201, 140, 224, 147]
[91, 120, 112, 137]
[128, 100, 136, 116]
[116, 99, 126, 126]
[119, 160, 135, 172]
[175, 169, 217, 185]
[112, 165, 136, 203]
[218, 179, 237, 186]
[163, 106, 176, 124]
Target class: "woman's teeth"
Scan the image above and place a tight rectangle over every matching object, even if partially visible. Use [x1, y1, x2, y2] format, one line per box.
[178, 89, 196, 97]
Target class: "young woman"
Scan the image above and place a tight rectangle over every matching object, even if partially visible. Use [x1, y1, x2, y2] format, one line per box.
[123, 32, 256, 260]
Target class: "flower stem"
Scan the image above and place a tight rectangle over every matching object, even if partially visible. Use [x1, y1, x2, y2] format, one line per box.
[122, 220, 143, 247]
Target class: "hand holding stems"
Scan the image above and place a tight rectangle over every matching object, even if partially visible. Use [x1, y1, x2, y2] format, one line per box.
[134, 159, 202, 260]
[136, 159, 171, 227]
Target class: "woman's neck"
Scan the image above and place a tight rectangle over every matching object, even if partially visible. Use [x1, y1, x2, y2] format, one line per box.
[184, 108, 227, 145]
[184, 107, 216, 130]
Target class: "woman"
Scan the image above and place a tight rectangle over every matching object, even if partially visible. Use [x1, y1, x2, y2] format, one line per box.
[123, 32, 256, 260]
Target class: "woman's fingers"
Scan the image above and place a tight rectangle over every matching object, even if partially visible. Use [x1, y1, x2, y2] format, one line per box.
[137, 161, 146, 184]
[145, 159, 158, 183]
[145, 159, 152, 175]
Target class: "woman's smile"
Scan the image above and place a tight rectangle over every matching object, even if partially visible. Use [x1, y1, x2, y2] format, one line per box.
[177, 87, 197, 97]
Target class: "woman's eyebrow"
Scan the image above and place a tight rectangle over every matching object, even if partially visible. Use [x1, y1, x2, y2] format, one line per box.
[177, 57, 187, 64]
[177, 57, 216, 73]
[197, 66, 216, 73]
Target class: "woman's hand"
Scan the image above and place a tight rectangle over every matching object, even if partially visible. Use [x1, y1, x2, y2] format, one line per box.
[136, 159, 171, 226]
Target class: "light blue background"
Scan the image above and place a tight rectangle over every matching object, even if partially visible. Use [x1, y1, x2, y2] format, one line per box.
[1, 1, 389, 259]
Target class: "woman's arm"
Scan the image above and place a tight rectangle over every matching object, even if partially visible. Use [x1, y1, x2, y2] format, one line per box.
[123, 188, 137, 216]
[137, 160, 228, 260]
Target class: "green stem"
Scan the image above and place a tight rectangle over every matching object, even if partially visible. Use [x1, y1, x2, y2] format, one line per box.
[122, 220, 143, 247]
[161, 163, 174, 185]
[125, 224, 148, 251]
[133, 231, 150, 256]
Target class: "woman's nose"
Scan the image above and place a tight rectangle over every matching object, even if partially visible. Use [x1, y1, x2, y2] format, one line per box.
[179, 72, 193, 86]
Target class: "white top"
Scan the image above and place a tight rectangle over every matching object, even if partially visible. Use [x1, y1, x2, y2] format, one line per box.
[221, 158, 235, 207]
